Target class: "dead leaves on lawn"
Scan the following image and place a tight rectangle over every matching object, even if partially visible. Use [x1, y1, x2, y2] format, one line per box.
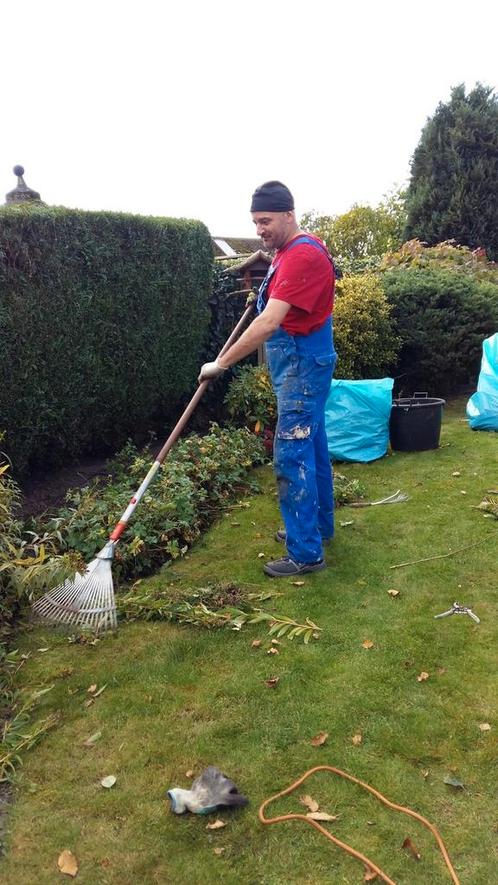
[264, 676, 279, 688]
[300, 794, 319, 813]
[361, 639, 374, 650]
[299, 794, 338, 822]
[84, 683, 107, 708]
[417, 671, 430, 682]
[402, 836, 421, 861]
[206, 819, 226, 830]
[310, 731, 328, 747]
[58, 850, 78, 877]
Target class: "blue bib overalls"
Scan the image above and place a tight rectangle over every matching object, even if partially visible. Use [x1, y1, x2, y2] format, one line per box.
[257, 237, 337, 564]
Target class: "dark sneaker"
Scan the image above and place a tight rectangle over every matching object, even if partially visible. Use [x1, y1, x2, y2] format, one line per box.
[275, 529, 331, 545]
[263, 556, 326, 577]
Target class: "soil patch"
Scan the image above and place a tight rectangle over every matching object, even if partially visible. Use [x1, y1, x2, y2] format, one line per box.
[20, 455, 113, 519]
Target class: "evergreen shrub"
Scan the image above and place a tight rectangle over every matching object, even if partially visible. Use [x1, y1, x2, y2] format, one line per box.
[333, 274, 400, 379]
[0, 205, 213, 476]
[197, 262, 256, 422]
[382, 267, 498, 393]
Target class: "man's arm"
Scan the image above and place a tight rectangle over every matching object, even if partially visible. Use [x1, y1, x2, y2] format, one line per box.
[198, 299, 291, 381]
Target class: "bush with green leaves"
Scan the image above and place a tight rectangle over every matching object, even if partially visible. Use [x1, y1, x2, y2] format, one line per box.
[301, 189, 407, 272]
[0, 204, 213, 477]
[381, 239, 498, 285]
[47, 425, 266, 582]
[224, 365, 277, 433]
[382, 267, 498, 393]
[333, 274, 400, 379]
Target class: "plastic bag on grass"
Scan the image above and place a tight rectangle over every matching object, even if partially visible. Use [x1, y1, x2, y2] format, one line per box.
[467, 333, 498, 432]
[325, 378, 394, 462]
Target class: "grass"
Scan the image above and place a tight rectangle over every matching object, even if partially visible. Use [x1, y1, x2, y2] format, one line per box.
[1, 399, 497, 884]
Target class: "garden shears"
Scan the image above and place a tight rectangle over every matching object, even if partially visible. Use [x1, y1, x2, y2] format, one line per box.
[434, 602, 480, 623]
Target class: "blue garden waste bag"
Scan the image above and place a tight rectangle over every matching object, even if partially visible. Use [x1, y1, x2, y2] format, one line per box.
[325, 378, 394, 462]
[466, 333, 498, 432]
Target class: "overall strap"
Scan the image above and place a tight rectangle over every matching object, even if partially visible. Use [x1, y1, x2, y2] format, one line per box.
[285, 234, 333, 264]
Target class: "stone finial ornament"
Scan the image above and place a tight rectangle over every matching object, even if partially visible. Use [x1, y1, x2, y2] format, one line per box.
[5, 165, 42, 204]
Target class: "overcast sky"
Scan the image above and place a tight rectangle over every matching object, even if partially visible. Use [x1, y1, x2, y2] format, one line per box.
[2, 0, 497, 236]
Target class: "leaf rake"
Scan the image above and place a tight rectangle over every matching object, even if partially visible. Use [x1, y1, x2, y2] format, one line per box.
[32, 301, 255, 632]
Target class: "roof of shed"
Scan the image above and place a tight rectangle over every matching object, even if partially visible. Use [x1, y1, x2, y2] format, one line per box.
[212, 236, 268, 257]
[224, 250, 272, 274]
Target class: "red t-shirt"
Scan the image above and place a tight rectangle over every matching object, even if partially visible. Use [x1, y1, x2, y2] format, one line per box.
[268, 233, 335, 335]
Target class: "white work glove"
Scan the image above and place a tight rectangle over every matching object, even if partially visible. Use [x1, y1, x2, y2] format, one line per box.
[198, 357, 228, 383]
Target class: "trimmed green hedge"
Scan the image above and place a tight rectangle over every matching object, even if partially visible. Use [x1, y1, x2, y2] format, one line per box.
[0, 205, 213, 476]
[382, 267, 498, 393]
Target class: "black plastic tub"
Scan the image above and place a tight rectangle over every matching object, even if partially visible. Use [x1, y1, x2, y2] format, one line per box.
[389, 394, 446, 452]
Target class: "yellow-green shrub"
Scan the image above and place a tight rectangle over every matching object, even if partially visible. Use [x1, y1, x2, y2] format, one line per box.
[333, 274, 400, 378]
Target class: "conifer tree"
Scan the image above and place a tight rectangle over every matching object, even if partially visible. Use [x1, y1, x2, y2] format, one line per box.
[405, 83, 498, 260]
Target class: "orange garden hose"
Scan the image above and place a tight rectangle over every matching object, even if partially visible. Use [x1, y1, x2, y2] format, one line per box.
[259, 765, 461, 884]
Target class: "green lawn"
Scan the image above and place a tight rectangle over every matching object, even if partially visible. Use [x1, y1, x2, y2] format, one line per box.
[2, 400, 497, 884]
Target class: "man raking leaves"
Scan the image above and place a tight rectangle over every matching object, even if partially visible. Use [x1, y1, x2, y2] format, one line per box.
[200, 181, 337, 577]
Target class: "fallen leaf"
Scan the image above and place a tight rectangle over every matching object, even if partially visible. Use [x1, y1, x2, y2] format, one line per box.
[417, 671, 430, 682]
[251, 639, 262, 648]
[402, 837, 421, 860]
[230, 521, 241, 527]
[213, 847, 225, 856]
[362, 640, 374, 649]
[452, 471, 461, 477]
[87, 684, 97, 694]
[267, 647, 280, 655]
[421, 769, 429, 779]
[443, 774, 464, 789]
[101, 775, 117, 789]
[186, 770, 194, 778]
[58, 849, 78, 877]
[340, 520, 354, 527]
[92, 684, 107, 698]
[37, 647, 50, 652]
[387, 589, 400, 597]
[270, 639, 281, 645]
[291, 580, 305, 586]
[364, 869, 378, 882]
[206, 819, 226, 830]
[84, 698, 95, 708]
[83, 730, 102, 747]
[257, 552, 265, 559]
[479, 722, 491, 732]
[300, 794, 319, 813]
[264, 677, 279, 688]
[306, 811, 338, 821]
[352, 733, 363, 746]
[310, 731, 329, 747]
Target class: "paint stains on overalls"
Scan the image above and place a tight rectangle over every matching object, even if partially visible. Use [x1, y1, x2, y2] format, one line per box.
[257, 237, 337, 564]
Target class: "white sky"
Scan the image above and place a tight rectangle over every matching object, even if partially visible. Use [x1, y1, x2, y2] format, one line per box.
[1, 0, 497, 236]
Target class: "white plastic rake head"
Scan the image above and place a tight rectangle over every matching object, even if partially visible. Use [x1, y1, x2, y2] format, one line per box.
[32, 542, 117, 632]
